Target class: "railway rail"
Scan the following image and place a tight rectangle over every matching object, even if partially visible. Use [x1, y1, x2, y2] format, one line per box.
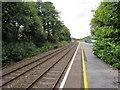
[2, 42, 74, 85]
[2, 42, 74, 76]
[2, 42, 78, 89]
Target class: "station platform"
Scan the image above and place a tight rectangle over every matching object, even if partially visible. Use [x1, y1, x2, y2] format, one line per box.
[59, 42, 83, 88]
[81, 42, 118, 89]
[59, 42, 118, 89]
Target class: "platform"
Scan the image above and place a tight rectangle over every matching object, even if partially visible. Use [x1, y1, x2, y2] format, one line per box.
[59, 42, 119, 89]
[60, 43, 83, 88]
[81, 42, 118, 88]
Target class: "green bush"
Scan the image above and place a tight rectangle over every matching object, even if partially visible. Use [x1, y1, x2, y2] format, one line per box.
[2, 41, 69, 67]
[91, 2, 120, 69]
[2, 42, 37, 66]
[113, 62, 120, 69]
[92, 40, 120, 68]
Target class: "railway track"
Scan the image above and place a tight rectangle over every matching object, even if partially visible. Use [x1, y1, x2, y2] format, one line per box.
[2, 42, 74, 86]
[2, 44, 74, 86]
[2, 42, 74, 76]
[2, 42, 78, 89]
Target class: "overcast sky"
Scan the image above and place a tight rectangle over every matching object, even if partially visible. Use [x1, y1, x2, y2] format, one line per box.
[40, 0, 102, 39]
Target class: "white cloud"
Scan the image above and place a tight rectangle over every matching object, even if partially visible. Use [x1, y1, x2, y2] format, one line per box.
[42, 0, 102, 38]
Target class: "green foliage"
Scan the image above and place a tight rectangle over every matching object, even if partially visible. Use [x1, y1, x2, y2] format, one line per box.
[2, 42, 37, 66]
[2, 2, 71, 44]
[2, 2, 45, 47]
[2, 2, 71, 67]
[37, 2, 71, 43]
[2, 41, 68, 67]
[91, 2, 120, 69]
[36, 41, 68, 53]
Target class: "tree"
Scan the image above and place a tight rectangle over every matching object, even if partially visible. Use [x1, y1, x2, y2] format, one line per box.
[90, 1, 120, 68]
[2, 2, 45, 46]
[2, 1, 72, 67]
[37, 1, 71, 43]
[37, 2, 58, 42]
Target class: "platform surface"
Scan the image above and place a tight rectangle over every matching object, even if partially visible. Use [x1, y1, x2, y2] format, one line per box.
[63, 45, 83, 88]
[60, 42, 119, 89]
[81, 42, 118, 88]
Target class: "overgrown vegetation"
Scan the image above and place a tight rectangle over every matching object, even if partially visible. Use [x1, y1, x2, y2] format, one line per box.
[91, 1, 120, 69]
[2, 2, 71, 67]
[2, 41, 68, 67]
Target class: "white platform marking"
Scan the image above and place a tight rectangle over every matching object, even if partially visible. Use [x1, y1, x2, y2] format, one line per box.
[59, 42, 80, 89]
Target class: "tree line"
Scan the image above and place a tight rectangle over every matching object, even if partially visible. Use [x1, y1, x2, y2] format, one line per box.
[91, 1, 120, 68]
[2, 2, 71, 67]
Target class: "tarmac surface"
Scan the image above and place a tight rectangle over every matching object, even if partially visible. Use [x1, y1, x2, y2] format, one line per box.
[63, 44, 82, 88]
[60, 41, 119, 89]
[81, 42, 118, 88]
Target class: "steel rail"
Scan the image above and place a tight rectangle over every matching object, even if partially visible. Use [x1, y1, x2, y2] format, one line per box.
[51, 43, 78, 89]
[2, 43, 75, 87]
[2, 43, 72, 76]
[25, 43, 77, 89]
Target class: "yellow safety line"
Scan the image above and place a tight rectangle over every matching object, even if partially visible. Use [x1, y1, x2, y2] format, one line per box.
[80, 44, 88, 90]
